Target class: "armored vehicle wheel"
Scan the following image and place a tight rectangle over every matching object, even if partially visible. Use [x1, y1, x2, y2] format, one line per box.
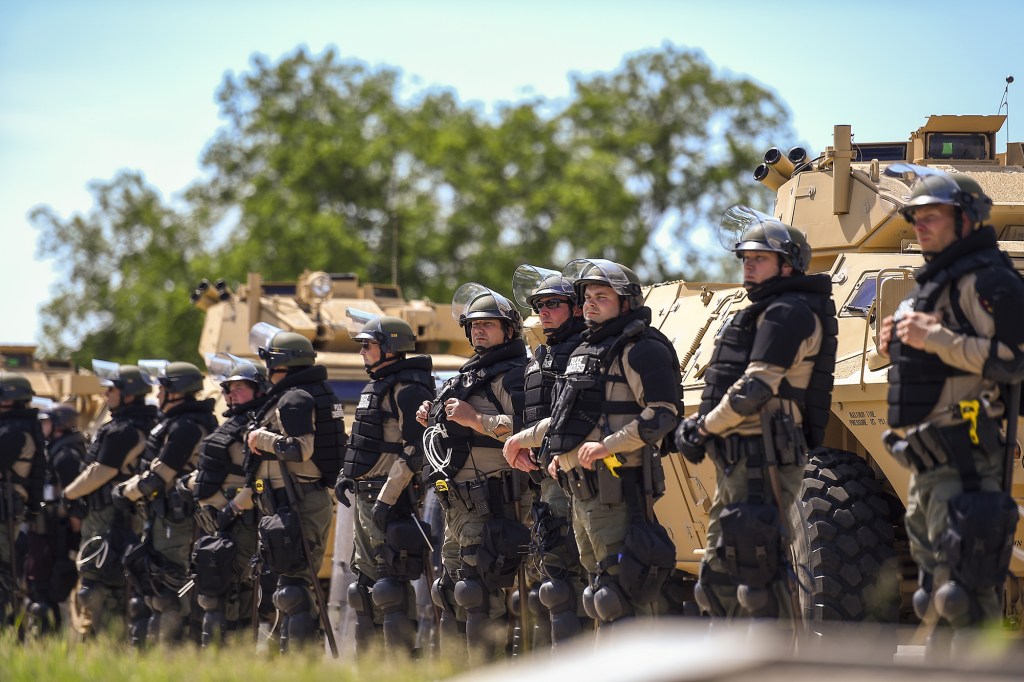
[791, 448, 901, 623]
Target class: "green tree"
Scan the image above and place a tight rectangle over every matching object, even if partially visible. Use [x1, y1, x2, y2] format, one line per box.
[566, 44, 794, 281]
[32, 171, 208, 364]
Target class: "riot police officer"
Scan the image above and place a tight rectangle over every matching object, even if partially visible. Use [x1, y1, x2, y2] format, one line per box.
[117, 360, 218, 645]
[334, 315, 435, 654]
[244, 324, 346, 653]
[504, 259, 680, 628]
[673, 207, 836, 621]
[0, 372, 46, 627]
[879, 167, 1024, 641]
[415, 284, 529, 657]
[509, 264, 590, 648]
[188, 353, 270, 646]
[23, 403, 85, 634]
[63, 361, 158, 638]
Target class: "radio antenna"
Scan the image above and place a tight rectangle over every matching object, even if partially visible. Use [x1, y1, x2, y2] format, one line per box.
[998, 75, 1014, 149]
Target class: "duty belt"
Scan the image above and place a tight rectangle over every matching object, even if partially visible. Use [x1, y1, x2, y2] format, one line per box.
[885, 405, 1001, 475]
[439, 471, 520, 519]
[706, 434, 762, 475]
[354, 477, 386, 495]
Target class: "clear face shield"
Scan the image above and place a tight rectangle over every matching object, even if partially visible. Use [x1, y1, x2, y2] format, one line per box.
[138, 359, 170, 387]
[346, 307, 382, 343]
[452, 282, 517, 323]
[248, 321, 285, 362]
[719, 205, 794, 256]
[562, 258, 632, 296]
[512, 264, 562, 309]
[91, 359, 121, 388]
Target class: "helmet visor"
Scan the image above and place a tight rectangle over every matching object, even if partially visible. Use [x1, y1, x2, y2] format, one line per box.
[249, 322, 285, 356]
[563, 258, 632, 296]
[206, 352, 265, 386]
[138, 359, 170, 387]
[512, 264, 565, 309]
[452, 283, 516, 323]
[92, 359, 121, 387]
[720, 205, 793, 255]
[346, 308, 382, 342]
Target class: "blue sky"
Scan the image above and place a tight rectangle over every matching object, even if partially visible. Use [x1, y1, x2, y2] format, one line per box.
[1, 0, 1020, 346]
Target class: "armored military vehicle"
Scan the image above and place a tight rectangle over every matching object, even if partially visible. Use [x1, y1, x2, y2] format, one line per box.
[1, 343, 106, 431]
[649, 114, 1024, 625]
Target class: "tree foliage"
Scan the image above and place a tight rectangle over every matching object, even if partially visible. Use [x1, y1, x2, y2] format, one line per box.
[34, 44, 796, 358]
[32, 172, 208, 364]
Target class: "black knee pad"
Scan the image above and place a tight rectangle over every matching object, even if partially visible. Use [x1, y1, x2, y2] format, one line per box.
[348, 578, 373, 615]
[592, 578, 632, 624]
[934, 581, 973, 628]
[695, 563, 729, 617]
[197, 594, 223, 612]
[737, 584, 776, 618]
[539, 579, 575, 614]
[431, 574, 457, 613]
[372, 578, 407, 613]
[76, 580, 105, 614]
[582, 583, 598, 621]
[127, 596, 151, 620]
[913, 571, 934, 621]
[274, 584, 309, 615]
[454, 577, 487, 613]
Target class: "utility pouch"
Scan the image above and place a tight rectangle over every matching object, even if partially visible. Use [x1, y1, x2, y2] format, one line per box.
[82, 524, 138, 585]
[770, 412, 808, 467]
[597, 464, 624, 505]
[191, 533, 238, 596]
[476, 517, 531, 590]
[716, 502, 782, 589]
[257, 508, 306, 575]
[380, 516, 431, 581]
[467, 479, 492, 517]
[617, 522, 676, 604]
[565, 468, 596, 501]
[942, 491, 1018, 589]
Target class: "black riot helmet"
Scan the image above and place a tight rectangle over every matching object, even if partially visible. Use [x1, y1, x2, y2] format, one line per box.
[249, 322, 317, 370]
[886, 163, 993, 228]
[563, 258, 643, 311]
[41, 403, 80, 432]
[205, 352, 269, 393]
[452, 283, 523, 341]
[0, 371, 34, 403]
[92, 360, 151, 397]
[512, 264, 576, 312]
[351, 313, 417, 355]
[140, 359, 205, 394]
[720, 205, 811, 273]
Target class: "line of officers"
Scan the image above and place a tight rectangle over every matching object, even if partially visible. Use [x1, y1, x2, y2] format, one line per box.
[2, 171, 1023, 657]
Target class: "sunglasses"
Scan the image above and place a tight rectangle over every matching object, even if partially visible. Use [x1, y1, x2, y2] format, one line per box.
[531, 299, 567, 314]
[359, 341, 379, 350]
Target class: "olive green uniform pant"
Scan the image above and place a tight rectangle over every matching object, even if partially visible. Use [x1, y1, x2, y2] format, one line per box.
[700, 457, 804, 619]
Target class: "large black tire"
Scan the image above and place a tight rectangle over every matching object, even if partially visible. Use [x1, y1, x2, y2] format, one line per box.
[791, 448, 901, 623]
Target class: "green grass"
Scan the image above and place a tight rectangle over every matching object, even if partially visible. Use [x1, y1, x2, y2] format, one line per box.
[0, 630, 467, 682]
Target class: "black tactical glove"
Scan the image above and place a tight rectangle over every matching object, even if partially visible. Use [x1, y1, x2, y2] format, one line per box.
[334, 476, 355, 508]
[371, 500, 392, 531]
[675, 417, 709, 465]
[174, 476, 194, 505]
[110, 483, 134, 512]
[62, 494, 87, 520]
[217, 502, 241, 532]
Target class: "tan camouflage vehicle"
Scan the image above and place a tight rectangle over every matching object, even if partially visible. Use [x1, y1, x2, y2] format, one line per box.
[1, 343, 106, 431]
[648, 114, 1024, 625]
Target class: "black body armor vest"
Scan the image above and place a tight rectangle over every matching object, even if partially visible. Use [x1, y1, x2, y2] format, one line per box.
[429, 339, 527, 480]
[0, 408, 47, 505]
[85, 403, 158, 484]
[699, 274, 837, 448]
[194, 396, 267, 501]
[260, 364, 347, 487]
[142, 400, 219, 474]
[47, 431, 87, 492]
[345, 356, 434, 479]
[546, 310, 661, 456]
[887, 242, 1010, 428]
[523, 319, 585, 428]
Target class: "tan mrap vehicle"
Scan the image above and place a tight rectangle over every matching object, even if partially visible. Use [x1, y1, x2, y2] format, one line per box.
[647, 114, 1024, 625]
